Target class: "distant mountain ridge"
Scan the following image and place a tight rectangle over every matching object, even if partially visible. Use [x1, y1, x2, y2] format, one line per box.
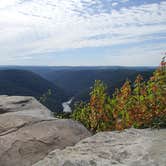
[0, 65, 156, 73]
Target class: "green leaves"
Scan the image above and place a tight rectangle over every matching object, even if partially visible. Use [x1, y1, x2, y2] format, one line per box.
[72, 59, 166, 132]
[39, 89, 52, 104]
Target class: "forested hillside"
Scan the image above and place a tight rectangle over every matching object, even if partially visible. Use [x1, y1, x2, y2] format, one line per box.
[45, 69, 154, 102]
[0, 67, 155, 112]
[0, 70, 67, 112]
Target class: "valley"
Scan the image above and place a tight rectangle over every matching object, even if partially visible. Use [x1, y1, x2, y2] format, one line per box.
[0, 66, 155, 113]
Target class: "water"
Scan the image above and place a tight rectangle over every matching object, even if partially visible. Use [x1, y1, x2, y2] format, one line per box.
[62, 98, 73, 113]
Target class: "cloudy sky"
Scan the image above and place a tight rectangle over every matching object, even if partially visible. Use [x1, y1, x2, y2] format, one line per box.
[0, 0, 165, 66]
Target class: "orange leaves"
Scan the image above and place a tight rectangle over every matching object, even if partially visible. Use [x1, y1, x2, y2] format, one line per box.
[120, 80, 131, 99]
[152, 85, 158, 93]
[88, 80, 109, 132]
[72, 58, 166, 132]
[115, 119, 124, 131]
[135, 74, 143, 84]
[160, 56, 166, 68]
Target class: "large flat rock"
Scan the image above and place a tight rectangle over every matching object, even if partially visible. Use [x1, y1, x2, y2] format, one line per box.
[33, 128, 166, 166]
[0, 96, 91, 166]
[0, 95, 52, 118]
[0, 117, 91, 166]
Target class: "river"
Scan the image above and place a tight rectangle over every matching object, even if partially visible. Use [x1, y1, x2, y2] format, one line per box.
[62, 98, 73, 113]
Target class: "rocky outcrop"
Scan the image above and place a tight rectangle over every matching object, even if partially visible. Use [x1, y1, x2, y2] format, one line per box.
[0, 95, 53, 118]
[0, 96, 91, 166]
[33, 128, 166, 166]
[1, 95, 165, 166]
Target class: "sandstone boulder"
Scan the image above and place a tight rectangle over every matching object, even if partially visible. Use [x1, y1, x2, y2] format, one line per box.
[33, 128, 166, 166]
[0, 95, 53, 118]
[0, 96, 91, 166]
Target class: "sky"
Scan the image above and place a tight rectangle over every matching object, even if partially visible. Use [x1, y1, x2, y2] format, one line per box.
[0, 0, 165, 66]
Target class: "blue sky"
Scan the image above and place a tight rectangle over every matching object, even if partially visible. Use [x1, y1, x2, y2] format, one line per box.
[0, 0, 165, 66]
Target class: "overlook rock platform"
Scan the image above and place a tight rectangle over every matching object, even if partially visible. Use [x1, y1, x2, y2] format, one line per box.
[0, 95, 165, 166]
[0, 96, 91, 166]
[34, 128, 166, 166]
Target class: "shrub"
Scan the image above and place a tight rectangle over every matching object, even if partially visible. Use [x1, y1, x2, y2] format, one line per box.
[72, 58, 166, 132]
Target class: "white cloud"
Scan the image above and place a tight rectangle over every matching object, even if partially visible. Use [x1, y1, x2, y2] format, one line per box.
[105, 43, 165, 66]
[0, 0, 165, 65]
[121, 0, 129, 3]
[112, 2, 118, 6]
[0, 0, 19, 8]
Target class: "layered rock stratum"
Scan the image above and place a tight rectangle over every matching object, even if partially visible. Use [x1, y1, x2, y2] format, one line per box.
[0, 96, 91, 166]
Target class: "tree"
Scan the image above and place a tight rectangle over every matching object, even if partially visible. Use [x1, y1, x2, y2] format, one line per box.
[112, 80, 132, 130]
[146, 57, 166, 128]
[89, 80, 109, 132]
[72, 58, 166, 132]
[39, 89, 52, 104]
[72, 80, 110, 132]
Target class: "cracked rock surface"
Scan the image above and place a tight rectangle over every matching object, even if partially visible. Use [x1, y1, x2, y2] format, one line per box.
[33, 129, 166, 166]
[0, 96, 91, 166]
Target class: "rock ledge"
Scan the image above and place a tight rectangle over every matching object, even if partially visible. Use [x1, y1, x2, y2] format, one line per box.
[33, 128, 166, 166]
[0, 96, 91, 166]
